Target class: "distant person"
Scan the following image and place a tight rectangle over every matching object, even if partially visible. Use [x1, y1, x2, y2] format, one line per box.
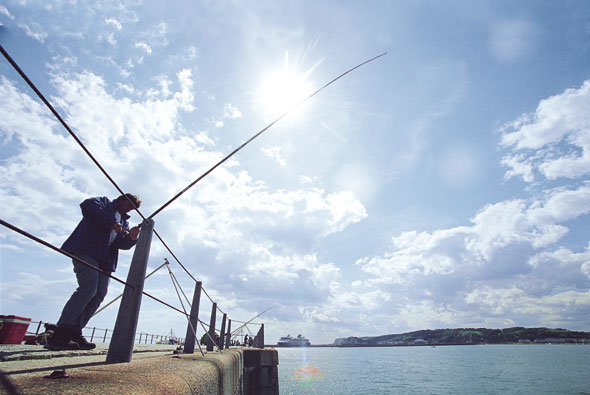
[46, 194, 142, 350]
[244, 334, 248, 346]
[200, 333, 209, 346]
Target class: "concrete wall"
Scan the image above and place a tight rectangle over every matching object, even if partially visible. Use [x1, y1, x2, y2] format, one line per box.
[243, 349, 279, 395]
[3, 347, 278, 395]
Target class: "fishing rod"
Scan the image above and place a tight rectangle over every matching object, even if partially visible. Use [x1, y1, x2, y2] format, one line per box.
[0, 44, 145, 220]
[148, 52, 387, 219]
[231, 306, 273, 335]
[92, 260, 169, 317]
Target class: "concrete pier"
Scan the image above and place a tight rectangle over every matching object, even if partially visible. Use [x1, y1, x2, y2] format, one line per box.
[0, 344, 278, 394]
[243, 348, 279, 395]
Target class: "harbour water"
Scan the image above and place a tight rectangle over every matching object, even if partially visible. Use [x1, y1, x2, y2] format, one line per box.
[277, 344, 590, 394]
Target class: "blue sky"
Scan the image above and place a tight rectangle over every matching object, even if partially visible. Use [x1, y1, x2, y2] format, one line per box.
[1, 1, 589, 345]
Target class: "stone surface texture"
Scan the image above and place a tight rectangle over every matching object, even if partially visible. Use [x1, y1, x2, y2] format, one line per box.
[0, 344, 244, 395]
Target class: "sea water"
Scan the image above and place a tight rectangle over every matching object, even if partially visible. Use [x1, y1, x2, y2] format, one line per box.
[277, 345, 590, 394]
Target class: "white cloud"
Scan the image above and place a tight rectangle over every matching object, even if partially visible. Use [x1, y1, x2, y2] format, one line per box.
[357, 226, 470, 285]
[157, 22, 167, 35]
[154, 74, 172, 97]
[464, 287, 590, 328]
[187, 46, 197, 58]
[261, 145, 286, 166]
[134, 22, 169, 52]
[527, 184, 590, 226]
[247, 251, 318, 282]
[105, 17, 122, 30]
[396, 300, 466, 329]
[356, 184, 590, 313]
[135, 41, 152, 54]
[299, 175, 318, 185]
[212, 103, 242, 130]
[223, 103, 242, 119]
[527, 246, 590, 293]
[105, 32, 116, 46]
[0, 5, 14, 19]
[195, 133, 214, 146]
[501, 153, 535, 182]
[348, 80, 590, 334]
[175, 69, 195, 111]
[18, 22, 48, 43]
[96, 55, 132, 78]
[116, 82, 135, 94]
[501, 80, 590, 182]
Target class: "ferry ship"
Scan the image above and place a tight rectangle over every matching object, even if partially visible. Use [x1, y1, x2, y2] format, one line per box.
[277, 334, 311, 347]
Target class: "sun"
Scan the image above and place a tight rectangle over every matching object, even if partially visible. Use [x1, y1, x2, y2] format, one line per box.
[256, 53, 317, 120]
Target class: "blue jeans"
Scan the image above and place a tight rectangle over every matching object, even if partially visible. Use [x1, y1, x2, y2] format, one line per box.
[57, 254, 110, 330]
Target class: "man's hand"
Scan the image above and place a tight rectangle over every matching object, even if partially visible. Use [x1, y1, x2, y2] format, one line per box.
[129, 225, 141, 240]
[112, 222, 122, 233]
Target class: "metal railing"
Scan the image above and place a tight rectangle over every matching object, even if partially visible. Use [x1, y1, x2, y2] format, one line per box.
[26, 320, 184, 345]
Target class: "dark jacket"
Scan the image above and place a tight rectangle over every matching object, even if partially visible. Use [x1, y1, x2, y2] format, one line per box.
[61, 196, 137, 272]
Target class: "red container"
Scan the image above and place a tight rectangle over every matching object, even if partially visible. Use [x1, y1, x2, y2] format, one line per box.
[0, 315, 31, 344]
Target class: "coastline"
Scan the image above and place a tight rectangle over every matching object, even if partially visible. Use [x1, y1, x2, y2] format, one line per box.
[270, 342, 590, 348]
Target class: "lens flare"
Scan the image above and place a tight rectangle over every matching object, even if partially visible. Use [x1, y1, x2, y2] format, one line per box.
[291, 364, 325, 387]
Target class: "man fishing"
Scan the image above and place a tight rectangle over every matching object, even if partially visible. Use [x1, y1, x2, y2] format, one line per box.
[46, 194, 142, 350]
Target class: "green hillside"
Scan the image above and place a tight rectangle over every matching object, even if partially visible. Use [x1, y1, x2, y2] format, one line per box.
[334, 327, 590, 346]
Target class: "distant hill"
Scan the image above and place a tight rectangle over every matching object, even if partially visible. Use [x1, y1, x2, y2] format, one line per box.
[334, 327, 590, 346]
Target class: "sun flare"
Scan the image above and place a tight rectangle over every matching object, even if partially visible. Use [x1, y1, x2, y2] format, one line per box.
[256, 53, 316, 119]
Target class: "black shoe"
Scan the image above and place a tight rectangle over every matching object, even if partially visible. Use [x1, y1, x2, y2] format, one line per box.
[64, 327, 97, 350]
[45, 331, 80, 350]
[72, 334, 96, 350]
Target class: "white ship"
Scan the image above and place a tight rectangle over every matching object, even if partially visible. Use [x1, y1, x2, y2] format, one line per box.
[277, 334, 311, 347]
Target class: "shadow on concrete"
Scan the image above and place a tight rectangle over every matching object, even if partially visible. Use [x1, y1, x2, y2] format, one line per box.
[3, 360, 108, 376]
[0, 369, 19, 395]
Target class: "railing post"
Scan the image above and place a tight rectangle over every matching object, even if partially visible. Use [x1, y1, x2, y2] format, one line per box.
[206, 302, 217, 352]
[103, 329, 108, 342]
[219, 313, 227, 350]
[35, 321, 42, 336]
[138, 333, 143, 344]
[254, 324, 264, 348]
[183, 281, 202, 354]
[90, 327, 96, 342]
[225, 319, 232, 348]
[106, 219, 155, 363]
